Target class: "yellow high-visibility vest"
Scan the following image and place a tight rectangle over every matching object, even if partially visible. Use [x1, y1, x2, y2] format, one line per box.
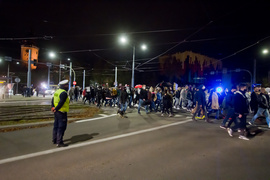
[53, 89, 70, 112]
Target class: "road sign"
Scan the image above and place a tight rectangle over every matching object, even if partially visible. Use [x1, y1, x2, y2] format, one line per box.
[4, 56, 12, 62]
[14, 77, 21, 83]
[73, 81, 76, 85]
[60, 64, 65, 69]
[46, 62, 52, 67]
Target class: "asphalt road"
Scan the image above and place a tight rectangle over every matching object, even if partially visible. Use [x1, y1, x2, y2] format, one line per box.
[0, 104, 270, 180]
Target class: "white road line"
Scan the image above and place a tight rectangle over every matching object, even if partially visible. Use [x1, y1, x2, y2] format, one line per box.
[99, 114, 109, 117]
[75, 114, 117, 123]
[0, 119, 192, 165]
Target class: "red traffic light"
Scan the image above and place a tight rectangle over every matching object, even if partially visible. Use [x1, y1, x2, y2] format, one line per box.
[73, 81, 76, 85]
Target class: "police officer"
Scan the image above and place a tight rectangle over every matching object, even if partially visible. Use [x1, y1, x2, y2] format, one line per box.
[51, 80, 70, 147]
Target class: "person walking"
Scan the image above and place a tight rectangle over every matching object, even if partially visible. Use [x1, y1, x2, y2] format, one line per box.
[96, 86, 102, 108]
[192, 85, 212, 123]
[161, 89, 173, 117]
[51, 80, 70, 147]
[155, 88, 162, 112]
[149, 87, 156, 112]
[36, 86, 39, 97]
[207, 88, 220, 120]
[74, 86, 79, 102]
[119, 86, 128, 115]
[250, 84, 261, 115]
[68, 87, 74, 103]
[249, 87, 270, 128]
[174, 87, 181, 109]
[234, 83, 250, 140]
[186, 86, 193, 111]
[138, 85, 149, 114]
[220, 86, 237, 129]
[180, 85, 188, 109]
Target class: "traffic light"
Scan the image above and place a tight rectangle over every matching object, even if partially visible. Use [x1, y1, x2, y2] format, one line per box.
[33, 59, 37, 66]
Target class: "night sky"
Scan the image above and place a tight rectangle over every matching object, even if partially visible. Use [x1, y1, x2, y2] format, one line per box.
[0, 0, 270, 86]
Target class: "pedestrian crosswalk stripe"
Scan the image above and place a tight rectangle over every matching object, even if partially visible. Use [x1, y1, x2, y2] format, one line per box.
[75, 114, 117, 123]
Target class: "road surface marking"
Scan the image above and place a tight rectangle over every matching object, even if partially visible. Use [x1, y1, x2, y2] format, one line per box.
[75, 114, 117, 123]
[0, 119, 192, 165]
[99, 114, 109, 117]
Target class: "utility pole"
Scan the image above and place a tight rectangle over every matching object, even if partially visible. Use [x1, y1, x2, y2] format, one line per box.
[132, 45, 135, 88]
[69, 62, 72, 90]
[59, 60, 61, 82]
[46, 62, 52, 88]
[27, 49, 32, 89]
[7, 63, 10, 84]
[83, 70, 85, 90]
[115, 66, 117, 87]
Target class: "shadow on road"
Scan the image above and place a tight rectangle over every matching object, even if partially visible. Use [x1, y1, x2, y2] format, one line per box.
[248, 126, 265, 138]
[64, 133, 99, 145]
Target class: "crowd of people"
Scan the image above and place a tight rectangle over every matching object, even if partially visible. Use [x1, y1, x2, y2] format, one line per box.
[77, 83, 270, 141]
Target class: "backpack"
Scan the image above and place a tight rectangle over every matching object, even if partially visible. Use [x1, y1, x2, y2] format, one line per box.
[112, 88, 117, 96]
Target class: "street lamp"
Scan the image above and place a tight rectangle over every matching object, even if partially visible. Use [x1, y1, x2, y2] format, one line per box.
[262, 49, 268, 54]
[49, 52, 56, 58]
[119, 35, 147, 88]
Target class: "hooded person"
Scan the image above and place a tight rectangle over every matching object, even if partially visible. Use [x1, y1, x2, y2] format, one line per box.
[51, 80, 70, 147]
[192, 85, 212, 123]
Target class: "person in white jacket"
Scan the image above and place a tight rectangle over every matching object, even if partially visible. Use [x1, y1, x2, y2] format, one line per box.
[207, 88, 220, 120]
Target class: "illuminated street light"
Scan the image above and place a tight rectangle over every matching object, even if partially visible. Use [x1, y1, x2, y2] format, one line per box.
[67, 58, 71, 61]
[16, 62, 20, 65]
[119, 35, 128, 44]
[49, 52, 56, 58]
[118, 35, 148, 88]
[262, 49, 269, 54]
[141, 44, 147, 50]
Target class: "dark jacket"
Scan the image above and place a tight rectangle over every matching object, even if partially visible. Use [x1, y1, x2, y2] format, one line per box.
[187, 89, 193, 101]
[194, 90, 199, 102]
[120, 90, 128, 103]
[258, 93, 270, 109]
[250, 91, 259, 111]
[139, 89, 148, 100]
[105, 89, 112, 98]
[225, 91, 235, 109]
[175, 90, 180, 98]
[163, 93, 173, 107]
[234, 90, 249, 115]
[197, 85, 206, 106]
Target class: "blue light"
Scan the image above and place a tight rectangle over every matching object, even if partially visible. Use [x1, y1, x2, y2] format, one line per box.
[216, 87, 223, 93]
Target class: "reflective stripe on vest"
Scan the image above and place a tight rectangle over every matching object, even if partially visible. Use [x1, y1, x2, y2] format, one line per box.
[53, 89, 70, 112]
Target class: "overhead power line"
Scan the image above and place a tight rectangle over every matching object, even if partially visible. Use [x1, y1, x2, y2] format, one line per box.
[0, 36, 53, 41]
[215, 35, 270, 63]
[136, 21, 213, 69]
